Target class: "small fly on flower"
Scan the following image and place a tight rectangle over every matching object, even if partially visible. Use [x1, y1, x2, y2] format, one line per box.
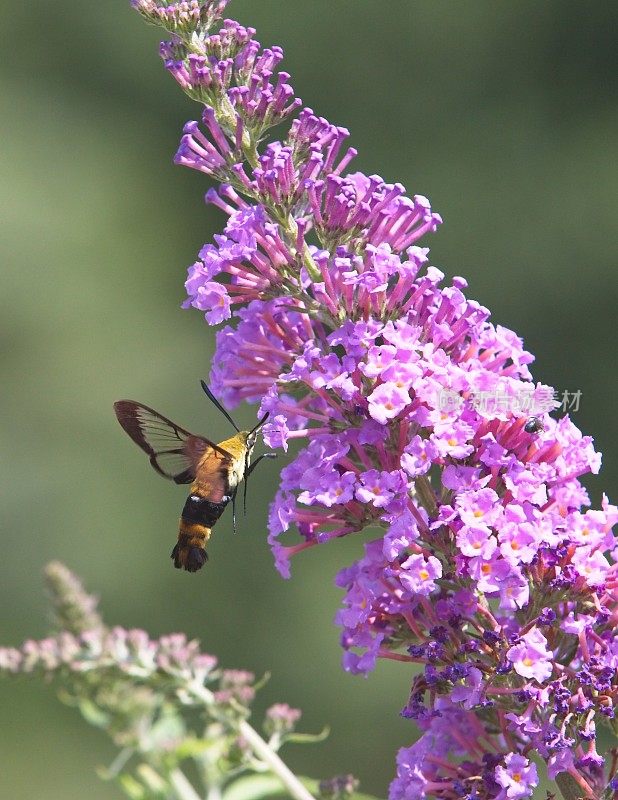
[114, 382, 275, 572]
[524, 416, 545, 434]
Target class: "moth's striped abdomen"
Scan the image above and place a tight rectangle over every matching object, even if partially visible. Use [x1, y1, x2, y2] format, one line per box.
[171, 492, 230, 572]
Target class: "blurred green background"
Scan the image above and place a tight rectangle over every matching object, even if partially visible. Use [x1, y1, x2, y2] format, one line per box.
[1, 1, 617, 797]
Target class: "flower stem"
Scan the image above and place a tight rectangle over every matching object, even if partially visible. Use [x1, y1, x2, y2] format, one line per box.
[169, 768, 203, 800]
[207, 784, 223, 800]
[238, 719, 316, 800]
[556, 771, 597, 800]
[106, 747, 133, 778]
[187, 683, 316, 800]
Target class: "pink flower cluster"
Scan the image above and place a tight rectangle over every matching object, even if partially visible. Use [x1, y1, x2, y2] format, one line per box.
[0, 562, 308, 799]
[1, 627, 220, 689]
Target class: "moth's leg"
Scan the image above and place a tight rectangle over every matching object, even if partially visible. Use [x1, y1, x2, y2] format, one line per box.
[246, 452, 277, 479]
[244, 453, 277, 515]
[230, 488, 238, 534]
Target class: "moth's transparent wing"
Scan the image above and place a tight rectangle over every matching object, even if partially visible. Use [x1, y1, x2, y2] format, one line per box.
[113, 400, 232, 484]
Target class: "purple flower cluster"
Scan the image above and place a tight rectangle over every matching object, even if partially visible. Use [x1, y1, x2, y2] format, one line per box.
[130, 2, 618, 798]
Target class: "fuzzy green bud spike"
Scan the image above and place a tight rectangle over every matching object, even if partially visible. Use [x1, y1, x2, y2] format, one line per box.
[44, 561, 104, 635]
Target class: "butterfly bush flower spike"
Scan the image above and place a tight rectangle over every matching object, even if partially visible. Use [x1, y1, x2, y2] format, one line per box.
[126, 2, 618, 798]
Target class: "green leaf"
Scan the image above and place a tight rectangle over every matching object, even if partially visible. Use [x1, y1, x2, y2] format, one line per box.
[77, 698, 110, 729]
[136, 764, 168, 793]
[222, 775, 384, 800]
[310, 777, 384, 800]
[284, 726, 330, 746]
[173, 736, 214, 760]
[144, 712, 185, 751]
[223, 774, 288, 800]
[302, 778, 384, 800]
[253, 671, 272, 692]
[119, 774, 147, 800]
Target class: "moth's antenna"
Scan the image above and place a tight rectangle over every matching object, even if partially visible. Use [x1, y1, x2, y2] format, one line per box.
[200, 380, 239, 432]
[249, 411, 269, 436]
